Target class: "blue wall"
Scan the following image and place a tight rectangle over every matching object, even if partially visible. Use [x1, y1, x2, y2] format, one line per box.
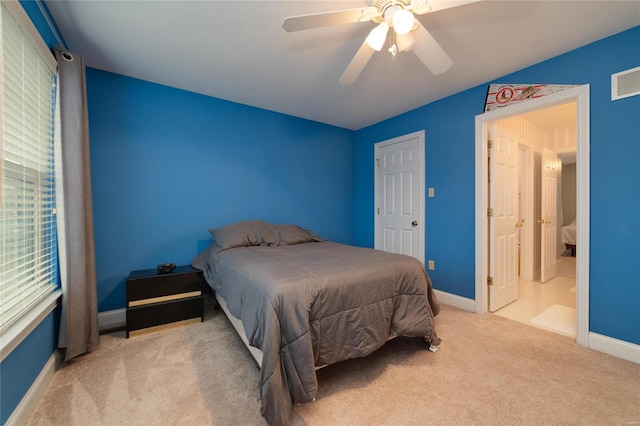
[4, 4, 638, 422]
[86, 70, 355, 312]
[18, 0, 65, 49]
[0, 312, 59, 424]
[354, 26, 640, 345]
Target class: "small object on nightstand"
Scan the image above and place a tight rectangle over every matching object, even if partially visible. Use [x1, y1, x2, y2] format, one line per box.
[157, 262, 176, 274]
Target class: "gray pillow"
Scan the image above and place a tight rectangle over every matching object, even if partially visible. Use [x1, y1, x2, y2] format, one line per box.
[209, 220, 279, 252]
[275, 224, 324, 245]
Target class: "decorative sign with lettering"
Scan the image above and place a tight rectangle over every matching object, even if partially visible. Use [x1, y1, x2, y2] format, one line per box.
[484, 84, 578, 112]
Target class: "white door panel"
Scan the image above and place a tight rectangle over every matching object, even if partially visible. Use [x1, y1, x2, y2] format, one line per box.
[540, 148, 559, 282]
[489, 124, 519, 312]
[375, 132, 425, 263]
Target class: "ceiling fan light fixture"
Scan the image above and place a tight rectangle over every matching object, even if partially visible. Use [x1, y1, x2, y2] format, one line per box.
[392, 9, 415, 35]
[366, 21, 389, 51]
[283, 0, 460, 84]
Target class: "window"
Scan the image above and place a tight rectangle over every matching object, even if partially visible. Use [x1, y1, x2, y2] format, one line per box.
[1, 2, 58, 335]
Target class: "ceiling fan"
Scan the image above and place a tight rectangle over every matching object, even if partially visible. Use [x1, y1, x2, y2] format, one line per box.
[283, 0, 478, 84]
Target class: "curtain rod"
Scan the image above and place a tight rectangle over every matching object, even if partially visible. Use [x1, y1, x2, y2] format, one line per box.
[33, 0, 68, 50]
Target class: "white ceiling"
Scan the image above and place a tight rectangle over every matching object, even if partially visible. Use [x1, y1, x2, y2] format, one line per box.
[45, 1, 640, 130]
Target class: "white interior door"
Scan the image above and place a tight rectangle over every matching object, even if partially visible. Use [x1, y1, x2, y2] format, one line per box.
[540, 147, 559, 282]
[518, 144, 535, 282]
[489, 124, 519, 312]
[374, 131, 424, 263]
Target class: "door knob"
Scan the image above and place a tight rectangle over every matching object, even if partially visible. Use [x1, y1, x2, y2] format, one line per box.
[411, 220, 419, 227]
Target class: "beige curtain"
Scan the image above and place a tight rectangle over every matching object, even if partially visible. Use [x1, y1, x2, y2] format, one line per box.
[55, 46, 99, 361]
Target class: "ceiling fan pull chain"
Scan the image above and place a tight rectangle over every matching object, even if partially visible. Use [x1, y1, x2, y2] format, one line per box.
[388, 30, 398, 57]
[389, 43, 398, 57]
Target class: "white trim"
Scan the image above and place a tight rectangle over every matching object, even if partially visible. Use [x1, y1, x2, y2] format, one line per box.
[1, 0, 60, 362]
[5, 349, 63, 426]
[98, 308, 125, 331]
[433, 289, 475, 312]
[574, 89, 590, 347]
[475, 85, 590, 347]
[374, 130, 426, 264]
[33, 0, 66, 48]
[0, 290, 61, 362]
[588, 333, 640, 364]
[0, 0, 3, 208]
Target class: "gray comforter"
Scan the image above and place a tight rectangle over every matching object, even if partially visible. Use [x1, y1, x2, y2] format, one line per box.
[192, 241, 440, 425]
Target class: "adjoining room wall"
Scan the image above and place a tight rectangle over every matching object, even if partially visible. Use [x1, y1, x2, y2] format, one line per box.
[562, 163, 577, 226]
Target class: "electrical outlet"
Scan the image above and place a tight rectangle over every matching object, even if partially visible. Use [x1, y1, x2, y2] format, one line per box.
[428, 260, 435, 270]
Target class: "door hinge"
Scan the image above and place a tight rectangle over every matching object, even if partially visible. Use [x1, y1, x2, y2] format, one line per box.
[487, 276, 494, 286]
[487, 208, 494, 217]
[377, 207, 380, 215]
[488, 139, 493, 149]
[376, 158, 380, 167]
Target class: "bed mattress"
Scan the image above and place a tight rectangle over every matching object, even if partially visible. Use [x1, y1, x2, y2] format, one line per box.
[193, 241, 440, 425]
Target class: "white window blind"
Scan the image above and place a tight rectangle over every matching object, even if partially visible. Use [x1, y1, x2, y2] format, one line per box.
[0, 2, 58, 334]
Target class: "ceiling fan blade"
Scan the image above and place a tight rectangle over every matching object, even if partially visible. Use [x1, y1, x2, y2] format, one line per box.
[396, 32, 416, 52]
[283, 7, 379, 32]
[339, 40, 376, 85]
[411, 0, 481, 15]
[411, 23, 453, 75]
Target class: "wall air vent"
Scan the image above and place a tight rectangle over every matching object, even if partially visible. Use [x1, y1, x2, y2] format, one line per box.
[611, 66, 640, 101]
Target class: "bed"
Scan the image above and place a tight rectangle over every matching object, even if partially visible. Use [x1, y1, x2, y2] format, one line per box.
[191, 220, 440, 425]
[561, 218, 577, 255]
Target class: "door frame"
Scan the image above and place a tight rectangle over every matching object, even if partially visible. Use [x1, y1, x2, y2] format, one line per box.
[374, 130, 426, 264]
[474, 85, 590, 347]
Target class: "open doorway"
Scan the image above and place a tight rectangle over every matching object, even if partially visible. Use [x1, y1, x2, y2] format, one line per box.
[490, 102, 577, 337]
[474, 85, 590, 347]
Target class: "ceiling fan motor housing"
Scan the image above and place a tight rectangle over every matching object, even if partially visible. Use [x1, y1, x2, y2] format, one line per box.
[371, 0, 413, 24]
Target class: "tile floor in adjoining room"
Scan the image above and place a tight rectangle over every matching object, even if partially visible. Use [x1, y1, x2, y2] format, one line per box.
[494, 256, 576, 337]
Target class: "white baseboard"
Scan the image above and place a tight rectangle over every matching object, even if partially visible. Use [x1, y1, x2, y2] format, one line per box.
[98, 308, 125, 331]
[589, 332, 640, 364]
[6, 350, 63, 426]
[434, 289, 476, 312]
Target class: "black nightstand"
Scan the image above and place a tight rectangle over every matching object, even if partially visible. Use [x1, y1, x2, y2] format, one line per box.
[125, 265, 205, 338]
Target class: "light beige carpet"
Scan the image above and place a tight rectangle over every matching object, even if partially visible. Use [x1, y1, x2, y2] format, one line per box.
[27, 297, 640, 426]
